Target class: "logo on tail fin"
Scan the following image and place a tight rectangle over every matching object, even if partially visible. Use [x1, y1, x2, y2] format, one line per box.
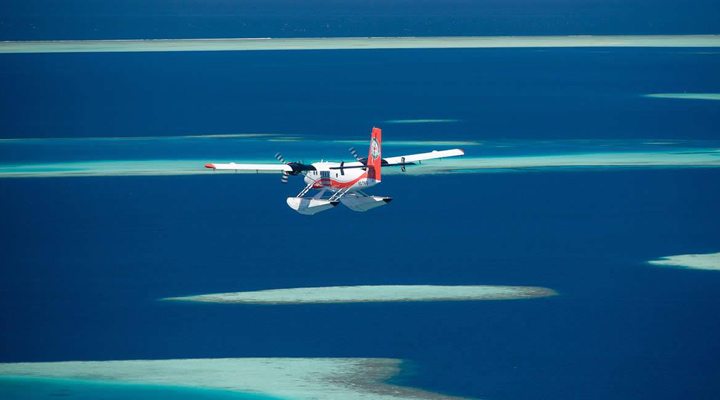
[367, 127, 382, 182]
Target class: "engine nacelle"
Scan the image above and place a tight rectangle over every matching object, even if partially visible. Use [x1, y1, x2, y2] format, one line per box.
[340, 194, 392, 212]
[286, 197, 338, 215]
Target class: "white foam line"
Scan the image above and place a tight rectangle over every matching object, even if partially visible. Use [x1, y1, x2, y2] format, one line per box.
[0, 358, 465, 400]
[0, 133, 279, 143]
[0, 136, 472, 146]
[645, 93, 720, 101]
[2, 35, 720, 54]
[402, 151, 720, 174]
[1, 150, 719, 178]
[648, 252, 720, 271]
[162, 285, 557, 304]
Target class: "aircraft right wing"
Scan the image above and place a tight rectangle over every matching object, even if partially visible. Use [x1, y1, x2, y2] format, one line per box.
[205, 162, 293, 172]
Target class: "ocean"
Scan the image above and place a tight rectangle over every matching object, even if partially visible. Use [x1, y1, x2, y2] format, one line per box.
[1, 1, 719, 399]
[2, 168, 719, 399]
[1, 48, 719, 140]
[1, 0, 719, 40]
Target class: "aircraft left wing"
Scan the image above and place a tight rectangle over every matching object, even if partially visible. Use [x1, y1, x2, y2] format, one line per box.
[329, 148, 465, 170]
[205, 162, 293, 172]
[383, 149, 465, 166]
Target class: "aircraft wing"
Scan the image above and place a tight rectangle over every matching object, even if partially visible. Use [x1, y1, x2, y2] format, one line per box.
[383, 149, 465, 166]
[329, 149, 465, 170]
[205, 162, 293, 172]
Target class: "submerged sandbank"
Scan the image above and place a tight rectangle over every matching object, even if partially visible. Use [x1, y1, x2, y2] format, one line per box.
[1, 35, 719, 54]
[0, 135, 473, 145]
[398, 150, 720, 175]
[645, 93, 720, 101]
[162, 285, 557, 304]
[648, 252, 720, 271]
[1, 149, 718, 178]
[0, 358, 464, 400]
[0, 133, 280, 143]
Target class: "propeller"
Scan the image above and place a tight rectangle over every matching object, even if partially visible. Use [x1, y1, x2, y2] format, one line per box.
[274, 152, 316, 183]
[275, 153, 288, 183]
[348, 147, 367, 170]
[349, 147, 361, 161]
[401, 156, 406, 172]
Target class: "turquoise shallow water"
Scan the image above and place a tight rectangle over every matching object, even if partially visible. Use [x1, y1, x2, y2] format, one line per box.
[0, 136, 718, 178]
[0, 377, 278, 400]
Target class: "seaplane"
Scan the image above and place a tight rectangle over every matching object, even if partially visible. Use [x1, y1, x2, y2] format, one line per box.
[204, 127, 464, 215]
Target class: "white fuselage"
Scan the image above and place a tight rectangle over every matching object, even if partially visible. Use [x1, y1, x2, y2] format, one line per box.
[304, 162, 379, 191]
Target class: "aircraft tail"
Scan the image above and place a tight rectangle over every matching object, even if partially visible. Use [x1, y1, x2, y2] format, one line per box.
[367, 127, 382, 182]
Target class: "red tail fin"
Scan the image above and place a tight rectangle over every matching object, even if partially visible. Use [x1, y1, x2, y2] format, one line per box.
[367, 127, 382, 182]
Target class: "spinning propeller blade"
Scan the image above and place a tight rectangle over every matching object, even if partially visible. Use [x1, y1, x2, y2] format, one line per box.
[276, 153, 289, 183]
[275, 152, 287, 164]
[349, 147, 361, 161]
[274, 152, 316, 183]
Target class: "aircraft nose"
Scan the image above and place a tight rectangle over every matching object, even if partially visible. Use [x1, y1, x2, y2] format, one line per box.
[205, 163, 215, 169]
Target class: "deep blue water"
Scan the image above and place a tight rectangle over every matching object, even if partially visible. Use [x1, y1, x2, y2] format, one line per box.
[1, 0, 720, 40]
[1, 1, 720, 399]
[1, 169, 719, 399]
[1, 49, 719, 140]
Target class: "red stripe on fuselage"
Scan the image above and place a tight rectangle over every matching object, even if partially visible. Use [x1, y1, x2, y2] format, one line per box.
[329, 172, 368, 189]
[311, 171, 369, 189]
